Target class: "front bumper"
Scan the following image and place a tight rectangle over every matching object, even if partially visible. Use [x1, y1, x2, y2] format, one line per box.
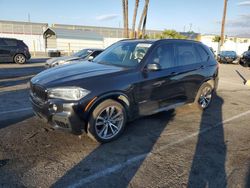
[25, 52, 31, 60]
[220, 57, 237, 63]
[30, 92, 85, 135]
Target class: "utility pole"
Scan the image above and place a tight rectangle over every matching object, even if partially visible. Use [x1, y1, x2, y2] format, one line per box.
[28, 13, 31, 22]
[220, 0, 228, 51]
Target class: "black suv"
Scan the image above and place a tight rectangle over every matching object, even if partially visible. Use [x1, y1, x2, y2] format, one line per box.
[0, 37, 31, 64]
[30, 39, 219, 143]
[240, 51, 250, 67]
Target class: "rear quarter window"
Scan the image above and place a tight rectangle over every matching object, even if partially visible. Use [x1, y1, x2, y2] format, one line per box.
[195, 44, 209, 62]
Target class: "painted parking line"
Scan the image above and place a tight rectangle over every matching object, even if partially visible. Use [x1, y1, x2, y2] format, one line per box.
[219, 80, 248, 87]
[0, 107, 32, 115]
[69, 110, 250, 188]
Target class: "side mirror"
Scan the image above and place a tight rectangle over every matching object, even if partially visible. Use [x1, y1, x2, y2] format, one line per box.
[147, 63, 161, 71]
[88, 56, 94, 61]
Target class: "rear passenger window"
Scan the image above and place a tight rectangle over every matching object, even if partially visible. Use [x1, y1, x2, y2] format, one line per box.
[147, 43, 175, 69]
[4, 39, 17, 46]
[195, 44, 209, 62]
[176, 43, 201, 66]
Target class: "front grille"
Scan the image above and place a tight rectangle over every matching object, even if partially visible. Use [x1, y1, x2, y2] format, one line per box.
[30, 83, 47, 101]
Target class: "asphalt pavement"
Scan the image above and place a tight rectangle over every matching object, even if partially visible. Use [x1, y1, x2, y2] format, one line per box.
[0, 60, 250, 188]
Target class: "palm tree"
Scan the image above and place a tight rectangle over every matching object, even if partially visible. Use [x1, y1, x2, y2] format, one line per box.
[131, 0, 140, 38]
[122, 0, 129, 38]
[122, 0, 126, 37]
[125, 0, 129, 38]
[137, 0, 149, 38]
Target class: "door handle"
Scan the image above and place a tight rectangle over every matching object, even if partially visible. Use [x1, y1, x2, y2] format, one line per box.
[171, 72, 178, 75]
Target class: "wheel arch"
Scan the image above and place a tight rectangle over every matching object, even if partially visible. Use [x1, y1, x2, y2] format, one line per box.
[83, 92, 132, 132]
[192, 77, 217, 103]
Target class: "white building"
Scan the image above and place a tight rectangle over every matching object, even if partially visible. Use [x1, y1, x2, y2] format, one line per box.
[201, 34, 250, 55]
[43, 28, 104, 53]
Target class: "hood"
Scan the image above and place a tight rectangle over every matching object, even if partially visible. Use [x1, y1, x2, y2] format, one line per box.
[31, 61, 126, 87]
[46, 56, 81, 65]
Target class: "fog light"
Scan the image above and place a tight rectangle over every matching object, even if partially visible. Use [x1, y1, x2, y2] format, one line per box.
[49, 104, 58, 113]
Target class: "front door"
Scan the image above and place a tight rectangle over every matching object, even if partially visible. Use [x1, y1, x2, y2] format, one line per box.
[136, 42, 186, 116]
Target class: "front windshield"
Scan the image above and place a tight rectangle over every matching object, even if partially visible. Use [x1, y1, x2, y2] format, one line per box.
[73, 49, 92, 58]
[93, 41, 152, 67]
[221, 51, 236, 56]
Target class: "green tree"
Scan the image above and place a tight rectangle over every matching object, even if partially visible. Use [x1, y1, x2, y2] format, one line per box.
[212, 36, 221, 42]
[150, 30, 187, 39]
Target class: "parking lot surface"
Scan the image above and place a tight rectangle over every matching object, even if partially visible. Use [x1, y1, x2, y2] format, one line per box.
[0, 60, 250, 188]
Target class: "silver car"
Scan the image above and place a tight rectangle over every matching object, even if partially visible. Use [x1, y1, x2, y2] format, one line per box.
[45, 48, 103, 68]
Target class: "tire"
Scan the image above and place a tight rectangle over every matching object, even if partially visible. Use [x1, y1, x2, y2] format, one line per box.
[14, 54, 26, 64]
[87, 99, 127, 143]
[194, 83, 213, 110]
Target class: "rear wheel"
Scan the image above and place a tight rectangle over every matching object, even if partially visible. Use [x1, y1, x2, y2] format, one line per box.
[14, 54, 26, 64]
[87, 99, 127, 143]
[194, 83, 213, 110]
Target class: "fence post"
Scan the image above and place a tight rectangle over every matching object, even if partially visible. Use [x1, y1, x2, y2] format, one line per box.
[68, 43, 71, 56]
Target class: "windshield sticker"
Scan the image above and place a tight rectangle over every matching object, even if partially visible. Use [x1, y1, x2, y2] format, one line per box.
[136, 43, 152, 48]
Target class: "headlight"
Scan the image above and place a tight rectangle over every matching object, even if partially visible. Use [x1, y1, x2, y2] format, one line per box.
[48, 87, 90, 100]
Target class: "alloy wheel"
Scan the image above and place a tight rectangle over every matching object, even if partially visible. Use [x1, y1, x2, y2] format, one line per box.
[95, 106, 124, 140]
[198, 86, 212, 109]
[15, 54, 26, 64]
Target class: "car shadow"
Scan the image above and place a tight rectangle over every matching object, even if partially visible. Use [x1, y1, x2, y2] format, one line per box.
[0, 66, 45, 79]
[0, 88, 33, 129]
[187, 94, 227, 187]
[0, 76, 32, 88]
[52, 110, 176, 188]
[28, 58, 50, 64]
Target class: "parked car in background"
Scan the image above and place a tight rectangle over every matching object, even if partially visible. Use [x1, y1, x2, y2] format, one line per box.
[0, 37, 31, 64]
[30, 39, 218, 143]
[239, 51, 250, 67]
[217, 51, 238, 64]
[45, 48, 103, 68]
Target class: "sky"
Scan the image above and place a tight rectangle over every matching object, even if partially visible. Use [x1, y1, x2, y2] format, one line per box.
[0, 0, 249, 36]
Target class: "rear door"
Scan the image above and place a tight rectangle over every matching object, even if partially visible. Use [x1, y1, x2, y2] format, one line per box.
[174, 42, 207, 102]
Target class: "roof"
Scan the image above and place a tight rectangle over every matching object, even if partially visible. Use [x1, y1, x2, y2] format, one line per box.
[120, 39, 200, 43]
[43, 28, 103, 41]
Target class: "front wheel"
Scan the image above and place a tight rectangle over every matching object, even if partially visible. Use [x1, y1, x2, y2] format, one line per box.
[14, 54, 26, 64]
[194, 83, 213, 110]
[87, 99, 127, 143]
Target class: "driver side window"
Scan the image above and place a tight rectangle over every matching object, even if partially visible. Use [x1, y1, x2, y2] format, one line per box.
[148, 43, 175, 69]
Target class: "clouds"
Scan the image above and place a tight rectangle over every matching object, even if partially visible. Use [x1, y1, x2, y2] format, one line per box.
[226, 14, 250, 28]
[96, 14, 119, 21]
[237, 1, 250, 6]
